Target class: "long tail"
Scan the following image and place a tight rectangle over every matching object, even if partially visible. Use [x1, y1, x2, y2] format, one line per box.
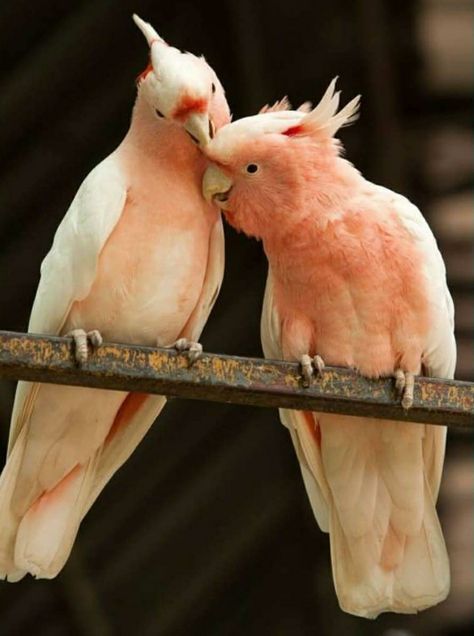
[0, 431, 98, 581]
[14, 458, 99, 579]
[0, 425, 29, 581]
[328, 473, 450, 618]
[0, 394, 166, 580]
[283, 408, 450, 618]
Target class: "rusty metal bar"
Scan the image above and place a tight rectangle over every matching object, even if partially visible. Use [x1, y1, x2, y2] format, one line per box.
[0, 330, 472, 428]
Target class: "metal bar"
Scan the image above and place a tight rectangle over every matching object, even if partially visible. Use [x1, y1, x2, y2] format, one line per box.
[0, 330, 472, 428]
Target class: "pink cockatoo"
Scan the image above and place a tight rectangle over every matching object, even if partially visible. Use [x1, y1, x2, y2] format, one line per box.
[202, 80, 455, 618]
[0, 15, 230, 581]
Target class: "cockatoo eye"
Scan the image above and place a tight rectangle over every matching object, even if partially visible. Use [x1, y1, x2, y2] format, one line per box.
[246, 163, 259, 174]
[155, 108, 165, 118]
[211, 82, 216, 94]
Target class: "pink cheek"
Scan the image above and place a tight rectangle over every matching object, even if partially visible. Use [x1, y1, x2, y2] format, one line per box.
[221, 190, 241, 223]
[223, 189, 253, 232]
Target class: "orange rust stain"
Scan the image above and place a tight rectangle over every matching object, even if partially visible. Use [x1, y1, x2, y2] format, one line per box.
[105, 392, 149, 444]
[212, 357, 239, 381]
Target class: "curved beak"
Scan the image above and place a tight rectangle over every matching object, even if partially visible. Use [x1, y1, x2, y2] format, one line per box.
[203, 165, 234, 204]
[184, 112, 214, 147]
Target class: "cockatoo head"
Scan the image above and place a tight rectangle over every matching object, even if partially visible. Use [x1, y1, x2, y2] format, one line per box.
[202, 79, 360, 238]
[133, 14, 230, 147]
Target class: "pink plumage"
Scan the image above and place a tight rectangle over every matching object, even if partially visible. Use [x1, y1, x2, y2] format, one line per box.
[203, 78, 455, 618]
[0, 15, 230, 581]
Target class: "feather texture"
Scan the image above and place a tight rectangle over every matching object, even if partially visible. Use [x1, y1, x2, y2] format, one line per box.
[0, 25, 230, 580]
[205, 91, 455, 616]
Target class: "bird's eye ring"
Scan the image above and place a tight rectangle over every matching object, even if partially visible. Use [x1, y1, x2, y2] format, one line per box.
[155, 109, 165, 118]
[211, 82, 216, 94]
[246, 163, 259, 174]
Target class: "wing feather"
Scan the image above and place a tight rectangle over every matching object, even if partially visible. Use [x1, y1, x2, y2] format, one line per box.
[385, 187, 456, 500]
[8, 157, 128, 454]
[261, 267, 330, 531]
[180, 215, 225, 341]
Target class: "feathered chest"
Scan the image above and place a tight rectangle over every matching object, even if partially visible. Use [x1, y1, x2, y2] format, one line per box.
[268, 210, 430, 342]
[68, 173, 217, 344]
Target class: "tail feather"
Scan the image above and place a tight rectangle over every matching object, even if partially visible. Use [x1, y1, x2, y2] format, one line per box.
[0, 425, 28, 581]
[0, 415, 100, 580]
[14, 457, 99, 579]
[286, 410, 450, 618]
[330, 475, 450, 618]
[0, 393, 166, 580]
[281, 408, 329, 532]
[393, 490, 450, 608]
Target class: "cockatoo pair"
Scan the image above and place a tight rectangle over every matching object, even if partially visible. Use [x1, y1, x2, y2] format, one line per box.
[0, 15, 455, 621]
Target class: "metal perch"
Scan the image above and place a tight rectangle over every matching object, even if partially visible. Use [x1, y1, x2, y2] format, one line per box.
[0, 330, 472, 428]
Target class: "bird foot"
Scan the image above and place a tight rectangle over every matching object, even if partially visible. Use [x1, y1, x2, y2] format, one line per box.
[300, 354, 325, 388]
[168, 338, 203, 365]
[67, 329, 103, 365]
[394, 369, 415, 409]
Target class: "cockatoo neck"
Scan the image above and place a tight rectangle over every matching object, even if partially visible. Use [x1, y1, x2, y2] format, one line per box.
[260, 151, 363, 262]
[122, 89, 204, 170]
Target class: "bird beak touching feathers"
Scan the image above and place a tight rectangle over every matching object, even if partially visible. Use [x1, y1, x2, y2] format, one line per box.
[202, 165, 233, 203]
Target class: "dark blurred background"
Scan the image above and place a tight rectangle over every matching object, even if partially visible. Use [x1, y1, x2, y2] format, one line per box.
[0, 1, 472, 634]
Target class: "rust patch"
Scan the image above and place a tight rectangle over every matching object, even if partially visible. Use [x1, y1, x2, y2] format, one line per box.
[0, 331, 472, 429]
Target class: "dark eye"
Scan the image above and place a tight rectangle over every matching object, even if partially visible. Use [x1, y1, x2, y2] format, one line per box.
[155, 108, 164, 118]
[246, 163, 259, 174]
[211, 82, 216, 94]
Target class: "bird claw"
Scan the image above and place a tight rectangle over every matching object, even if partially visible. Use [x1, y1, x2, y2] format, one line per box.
[169, 338, 203, 365]
[313, 354, 325, 375]
[394, 369, 415, 410]
[300, 353, 325, 388]
[67, 329, 103, 365]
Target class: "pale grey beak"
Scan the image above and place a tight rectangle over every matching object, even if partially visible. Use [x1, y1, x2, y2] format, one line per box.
[202, 165, 234, 203]
[184, 112, 214, 147]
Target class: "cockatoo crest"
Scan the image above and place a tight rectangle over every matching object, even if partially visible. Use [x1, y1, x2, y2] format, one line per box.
[208, 78, 359, 160]
[259, 97, 293, 113]
[259, 97, 312, 114]
[133, 14, 226, 143]
[283, 77, 360, 138]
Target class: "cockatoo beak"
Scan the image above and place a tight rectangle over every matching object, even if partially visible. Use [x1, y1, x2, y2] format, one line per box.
[202, 165, 234, 204]
[184, 112, 214, 147]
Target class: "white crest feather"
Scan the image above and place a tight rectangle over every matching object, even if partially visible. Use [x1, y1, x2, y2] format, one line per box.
[259, 97, 292, 114]
[133, 14, 163, 47]
[302, 77, 360, 137]
[297, 101, 312, 113]
[259, 98, 313, 115]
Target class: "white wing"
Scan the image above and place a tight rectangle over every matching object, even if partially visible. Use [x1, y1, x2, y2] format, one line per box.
[260, 267, 330, 531]
[375, 185, 456, 378]
[8, 156, 128, 453]
[180, 215, 225, 341]
[382, 187, 456, 499]
[260, 266, 282, 360]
